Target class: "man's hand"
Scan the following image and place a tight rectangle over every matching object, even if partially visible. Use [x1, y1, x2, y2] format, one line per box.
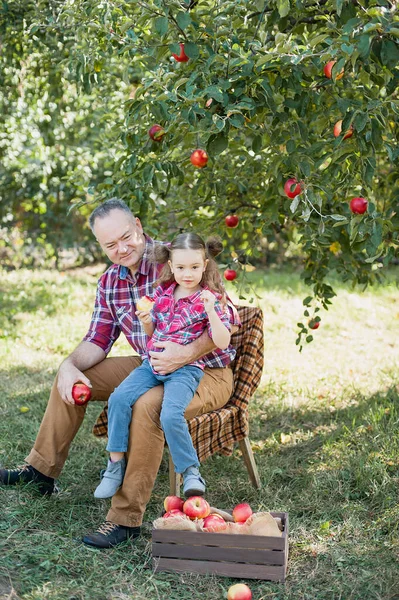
[149, 341, 188, 375]
[57, 361, 92, 406]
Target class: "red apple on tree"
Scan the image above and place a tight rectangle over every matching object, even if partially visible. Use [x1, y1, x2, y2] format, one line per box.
[203, 513, 227, 532]
[172, 43, 189, 62]
[225, 215, 239, 228]
[284, 178, 302, 199]
[308, 319, 320, 330]
[182, 496, 210, 519]
[324, 60, 344, 80]
[148, 124, 165, 142]
[333, 120, 353, 140]
[72, 382, 92, 406]
[227, 583, 252, 600]
[164, 495, 184, 512]
[350, 197, 368, 215]
[224, 269, 237, 282]
[232, 502, 253, 523]
[190, 149, 208, 168]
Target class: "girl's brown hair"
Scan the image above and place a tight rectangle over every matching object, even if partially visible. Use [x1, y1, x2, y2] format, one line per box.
[153, 233, 226, 301]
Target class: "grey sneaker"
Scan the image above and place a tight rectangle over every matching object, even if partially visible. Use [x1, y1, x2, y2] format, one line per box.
[183, 466, 206, 498]
[94, 458, 126, 499]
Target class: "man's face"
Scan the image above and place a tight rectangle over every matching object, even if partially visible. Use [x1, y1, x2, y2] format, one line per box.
[93, 209, 146, 273]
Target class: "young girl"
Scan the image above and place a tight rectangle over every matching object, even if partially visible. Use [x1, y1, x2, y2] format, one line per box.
[94, 233, 235, 500]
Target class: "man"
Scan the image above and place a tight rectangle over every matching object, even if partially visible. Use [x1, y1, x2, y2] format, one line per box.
[0, 198, 239, 548]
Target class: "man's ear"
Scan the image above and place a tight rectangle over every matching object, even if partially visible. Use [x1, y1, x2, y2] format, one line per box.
[135, 217, 143, 232]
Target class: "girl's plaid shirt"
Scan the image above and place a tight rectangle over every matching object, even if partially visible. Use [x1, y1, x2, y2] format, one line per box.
[83, 236, 240, 369]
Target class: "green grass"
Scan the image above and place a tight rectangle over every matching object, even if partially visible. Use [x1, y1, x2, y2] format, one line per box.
[1, 265, 399, 600]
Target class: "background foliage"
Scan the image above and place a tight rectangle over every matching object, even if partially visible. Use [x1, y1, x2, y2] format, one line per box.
[1, 0, 398, 313]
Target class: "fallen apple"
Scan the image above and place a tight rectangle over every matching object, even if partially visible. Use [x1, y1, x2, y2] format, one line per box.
[224, 269, 237, 282]
[190, 149, 208, 168]
[227, 583, 252, 600]
[72, 382, 92, 406]
[148, 124, 165, 142]
[136, 296, 155, 311]
[183, 496, 210, 520]
[164, 495, 184, 512]
[350, 197, 368, 215]
[203, 513, 227, 532]
[232, 502, 253, 523]
[172, 43, 189, 62]
[284, 178, 302, 199]
[333, 120, 353, 140]
[225, 215, 239, 228]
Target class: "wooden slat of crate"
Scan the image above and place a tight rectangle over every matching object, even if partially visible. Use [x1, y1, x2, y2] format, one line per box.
[152, 530, 286, 551]
[153, 558, 286, 582]
[152, 541, 285, 565]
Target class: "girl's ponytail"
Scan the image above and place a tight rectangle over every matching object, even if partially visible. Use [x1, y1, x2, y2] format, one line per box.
[153, 243, 171, 264]
[205, 236, 223, 259]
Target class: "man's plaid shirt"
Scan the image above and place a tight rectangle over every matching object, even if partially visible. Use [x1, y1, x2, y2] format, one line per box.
[83, 235, 240, 368]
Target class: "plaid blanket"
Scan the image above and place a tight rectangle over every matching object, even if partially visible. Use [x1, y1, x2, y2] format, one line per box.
[92, 306, 264, 463]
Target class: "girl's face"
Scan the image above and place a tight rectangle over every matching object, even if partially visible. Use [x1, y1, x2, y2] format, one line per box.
[169, 248, 208, 292]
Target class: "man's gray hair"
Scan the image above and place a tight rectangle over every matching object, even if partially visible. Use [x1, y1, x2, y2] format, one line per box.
[89, 198, 135, 231]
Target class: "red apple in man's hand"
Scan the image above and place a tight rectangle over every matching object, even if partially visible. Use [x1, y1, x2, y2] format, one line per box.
[225, 215, 239, 228]
[172, 43, 189, 62]
[333, 120, 353, 140]
[227, 583, 252, 600]
[72, 382, 91, 406]
[148, 124, 165, 142]
[190, 149, 208, 168]
[164, 495, 184, 512]
[163, 509, 186, 518]
[183, 496, 210, 520]
[350, 197, 368, 215]
[224, 269, 237, 282]
[284, 178, 302, 199]
[232, 502, 253, 523]
[324, 60, 344, 80]
[203, 513, 227, 532]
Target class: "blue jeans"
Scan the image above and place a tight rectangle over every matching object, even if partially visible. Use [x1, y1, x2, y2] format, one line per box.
[106, 360, 204, 473]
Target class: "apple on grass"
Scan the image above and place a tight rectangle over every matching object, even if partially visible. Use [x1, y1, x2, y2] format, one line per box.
[333, 120, 353, 140]
[232, 502, 253, 523]
[224, 269, 237, 282]
[190, 149, 208, 168]
[225, 215, 239, 228]
[227, 583, 252, 600]
[183, 496, 210, 520]
[284, 178, 302, 199]
[172, 43, 189, 62]
[72, 382, 91, 406]
[203, 513, 227, 532]
[164, 495, 184, 512]
[148, 124, 165, 142]
[350, 197, 368, 215]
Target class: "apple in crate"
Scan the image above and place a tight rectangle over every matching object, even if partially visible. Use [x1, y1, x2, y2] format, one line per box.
[232, 502, 253, 523]
[183, 496, 210, 520]
[163, 509, 186, 518]
[203, 513, 227, 532]
[163, 495, 184, 512]
[227, 583, 252, 600]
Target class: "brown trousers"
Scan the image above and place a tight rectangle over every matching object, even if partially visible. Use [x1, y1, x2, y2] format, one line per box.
[26, 356, 233, 527]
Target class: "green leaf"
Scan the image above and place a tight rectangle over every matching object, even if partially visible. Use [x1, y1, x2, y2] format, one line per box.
[277, 0, 290, 18]
[154, 16, 168, 37]
[204, 85, 224, 103]
[252, 135, 262, 153]
[306, 335, 314, 343]
[357, 34, 372, 58]
[184, 42, 199, 59]
[330, 214, 347, 221]
[207, 133, 228, 156]
[354, 112, 368, 132]
[381, 39, 399, 69]
[176, 11, 191, 30]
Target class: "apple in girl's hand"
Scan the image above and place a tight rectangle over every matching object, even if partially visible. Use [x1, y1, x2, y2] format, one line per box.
[203, 513, 227, 532]
[148, 124, 165, 142]
[172, 43, 189, 62]
[225, 215, 239, 228]
[190, 149, 208, 168]
[163, 509, 186, 518]
[183, 496, 210, 519]
[227, 583, 252, 600]
[232, 502, 253, 523]
[72, 382, 91, 406]
[136, 296, 154, 311]
[164, 495, 184, 512]
[224, 269, 237, 281]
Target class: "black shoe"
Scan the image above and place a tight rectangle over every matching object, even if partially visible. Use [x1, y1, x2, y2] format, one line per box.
[82, 521, 141, 549]
[0, 464, 55, 496]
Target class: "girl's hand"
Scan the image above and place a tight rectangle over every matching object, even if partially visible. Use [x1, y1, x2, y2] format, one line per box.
[135, 310, 153, 324]
[200, 290, 216, 313]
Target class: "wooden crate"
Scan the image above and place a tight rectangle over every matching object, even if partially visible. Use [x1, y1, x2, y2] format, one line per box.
[152, 511, 288, 582]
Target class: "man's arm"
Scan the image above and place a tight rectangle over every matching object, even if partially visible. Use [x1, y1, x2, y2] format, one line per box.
[57, 341, 106, 405]
[149, 330, 217, 375]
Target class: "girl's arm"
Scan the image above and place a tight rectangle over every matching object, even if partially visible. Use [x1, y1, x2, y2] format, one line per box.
[200, 290, 231, 350]
[136, 310, 155, 338]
